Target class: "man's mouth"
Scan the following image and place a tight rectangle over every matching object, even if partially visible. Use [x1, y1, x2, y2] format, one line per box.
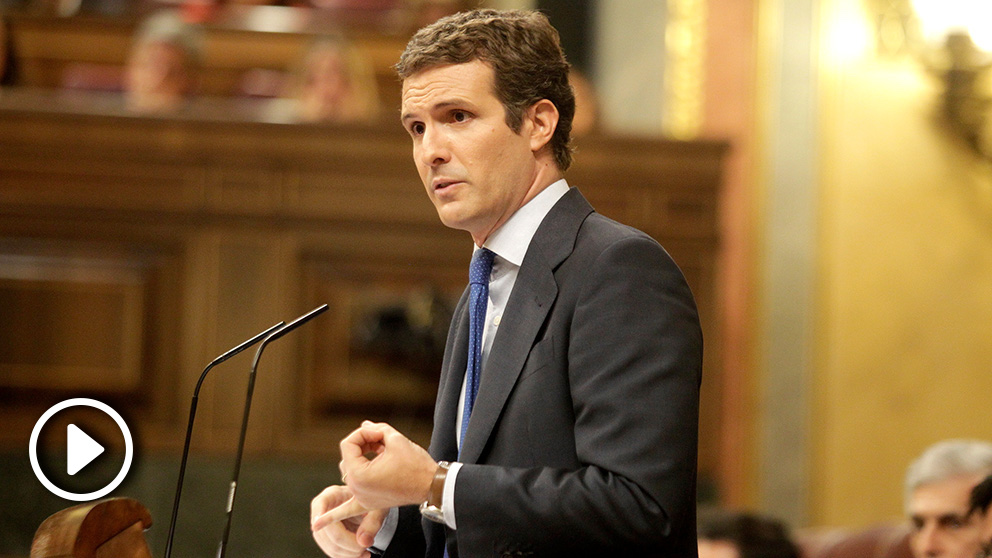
[433, 179, 461, 191]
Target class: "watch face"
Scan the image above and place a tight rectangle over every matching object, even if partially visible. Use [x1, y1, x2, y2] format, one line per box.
[419, 501, 446, 524]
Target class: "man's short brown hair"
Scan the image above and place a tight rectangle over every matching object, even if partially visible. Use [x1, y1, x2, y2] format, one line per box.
[396, 9, 575, 171]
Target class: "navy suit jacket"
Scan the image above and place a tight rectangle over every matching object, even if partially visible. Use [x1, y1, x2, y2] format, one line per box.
[384, 187, 702, 558]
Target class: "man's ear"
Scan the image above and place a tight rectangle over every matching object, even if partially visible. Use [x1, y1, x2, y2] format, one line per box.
[526, 99, 559, 154]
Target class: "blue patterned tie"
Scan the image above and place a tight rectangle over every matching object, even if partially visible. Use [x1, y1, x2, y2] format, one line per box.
[459, 247, 494, 456]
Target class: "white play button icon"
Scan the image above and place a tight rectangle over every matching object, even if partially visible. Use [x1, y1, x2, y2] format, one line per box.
[30, 398, 134, 501]
[66, 423, 105, 476]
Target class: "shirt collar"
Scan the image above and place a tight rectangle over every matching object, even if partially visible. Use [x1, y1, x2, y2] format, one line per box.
[478, 179, 570, 267]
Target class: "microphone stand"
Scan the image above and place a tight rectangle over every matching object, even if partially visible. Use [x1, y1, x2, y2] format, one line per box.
[217, 303, 329, 558]
[163, 321, 286, 558]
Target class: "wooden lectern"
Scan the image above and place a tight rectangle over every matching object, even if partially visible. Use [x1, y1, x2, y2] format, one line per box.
[30, 498, 153, 558]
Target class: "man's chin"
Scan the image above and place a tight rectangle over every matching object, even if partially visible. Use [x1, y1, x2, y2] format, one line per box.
[434, 207, 472, 233]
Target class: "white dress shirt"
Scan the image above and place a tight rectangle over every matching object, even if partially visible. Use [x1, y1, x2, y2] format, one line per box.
[445, 178, 569, 528]
[373, 179, 570, 546]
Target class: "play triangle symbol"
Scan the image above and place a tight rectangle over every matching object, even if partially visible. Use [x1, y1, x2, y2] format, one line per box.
[67, 423, 105, 476]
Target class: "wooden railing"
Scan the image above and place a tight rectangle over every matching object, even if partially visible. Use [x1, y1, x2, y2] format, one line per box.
[5, 5, 411, 109]
[0, 85, 725, 462]
[0, 78, 726, 555]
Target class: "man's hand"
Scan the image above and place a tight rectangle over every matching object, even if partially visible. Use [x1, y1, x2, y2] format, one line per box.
[310, 485, 386, 558]
[339, 420, 437, 511]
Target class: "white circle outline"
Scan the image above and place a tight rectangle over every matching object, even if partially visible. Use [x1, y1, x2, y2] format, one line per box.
[29, 398, 134, 502]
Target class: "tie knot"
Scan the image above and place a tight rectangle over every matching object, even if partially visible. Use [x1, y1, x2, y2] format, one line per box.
[469, 248, 495, 285]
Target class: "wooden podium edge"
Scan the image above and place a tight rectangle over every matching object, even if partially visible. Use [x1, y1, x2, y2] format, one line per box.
[30, 498, 152, 558]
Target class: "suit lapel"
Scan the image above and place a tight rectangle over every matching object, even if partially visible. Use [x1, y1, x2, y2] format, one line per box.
[430, 288, 469, 462]
[458, 188, 594, 463]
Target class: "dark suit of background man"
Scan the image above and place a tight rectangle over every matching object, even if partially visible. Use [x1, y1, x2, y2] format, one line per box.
[310, 9, 703, 558]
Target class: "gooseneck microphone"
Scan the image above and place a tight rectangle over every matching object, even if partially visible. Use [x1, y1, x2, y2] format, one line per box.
[163, 321, 286, 558]
[217, 303, 329, 558]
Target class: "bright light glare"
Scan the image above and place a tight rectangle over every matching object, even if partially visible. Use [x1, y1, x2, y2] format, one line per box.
[911, 0, 992, 51]
[828, 3, 872, 63]
[242, 6, 303, 33]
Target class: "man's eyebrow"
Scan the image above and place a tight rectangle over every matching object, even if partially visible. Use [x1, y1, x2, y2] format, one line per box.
[909, 510, 971, 521]
[401, 100, 466, 122]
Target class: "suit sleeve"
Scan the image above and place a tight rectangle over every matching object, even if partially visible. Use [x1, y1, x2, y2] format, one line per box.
[452, 233, 703, 556]
[379, 505, 427, 558]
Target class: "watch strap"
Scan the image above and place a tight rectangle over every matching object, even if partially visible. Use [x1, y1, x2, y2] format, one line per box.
[420, 461, 450, 523]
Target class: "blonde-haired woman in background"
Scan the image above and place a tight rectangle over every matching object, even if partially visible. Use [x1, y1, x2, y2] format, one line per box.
[284, 35, 380, 123]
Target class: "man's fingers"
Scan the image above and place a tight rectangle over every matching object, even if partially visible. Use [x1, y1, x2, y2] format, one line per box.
[311, 518, 370, 558]
[340, 424, 387, 459]
[311, 485, 349, 521]
[311, 496, 370, 532]
[356, 509, 388, 548]
[338, 422, 396, 484]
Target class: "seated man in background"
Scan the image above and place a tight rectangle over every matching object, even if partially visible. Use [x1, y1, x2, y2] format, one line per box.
[904, 439, 992, 558]
[124, 10, 202, 114]
[697, 508, 800, 558]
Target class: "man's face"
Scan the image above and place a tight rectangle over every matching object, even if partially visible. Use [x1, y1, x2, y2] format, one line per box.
[401, 60, 541, 246]
[908, 472, 991, 558]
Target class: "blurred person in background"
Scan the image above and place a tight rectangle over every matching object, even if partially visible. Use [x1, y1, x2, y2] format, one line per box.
[124, 10, 202, 113]
[568, 70, 598, 136]
[697, 508, 801, 558]
[282, 34, 379, 123]
[904, 439, 992, 558]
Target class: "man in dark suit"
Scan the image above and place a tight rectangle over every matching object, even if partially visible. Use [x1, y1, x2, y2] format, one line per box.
[311, 9, 702, 557]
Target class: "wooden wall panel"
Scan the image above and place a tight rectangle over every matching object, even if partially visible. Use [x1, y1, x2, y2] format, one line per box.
[0, 255, 145, 392]
[0, 234, 184, 447]
[0, 88, 726, 484]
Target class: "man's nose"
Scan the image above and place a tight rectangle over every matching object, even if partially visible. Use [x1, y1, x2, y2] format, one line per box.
[419, 125, 450, 167]
[915, 524, 943, 556]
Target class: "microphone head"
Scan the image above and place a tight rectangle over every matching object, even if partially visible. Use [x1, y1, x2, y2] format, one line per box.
[262, 304, 329, 344]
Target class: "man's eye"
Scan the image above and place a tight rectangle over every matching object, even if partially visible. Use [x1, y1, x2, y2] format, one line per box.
[453, 111, 468, 122]
[939, 516, 970, 529]
[411, 123, 425, 135]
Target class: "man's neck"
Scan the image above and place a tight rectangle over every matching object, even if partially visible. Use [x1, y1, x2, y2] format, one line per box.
[470, 162, 562, 246]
